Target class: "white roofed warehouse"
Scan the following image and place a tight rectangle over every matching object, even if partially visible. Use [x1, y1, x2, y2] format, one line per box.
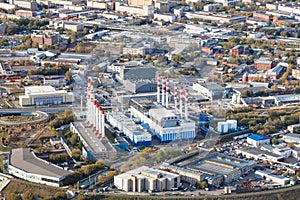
[8, 148, 70, 187]
[19, 86, 74, 106]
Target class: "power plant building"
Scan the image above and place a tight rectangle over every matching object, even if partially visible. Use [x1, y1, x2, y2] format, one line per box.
[129, 76, 196, 143]
[19, 86, 74, 106]
[107, 112, 151, 147]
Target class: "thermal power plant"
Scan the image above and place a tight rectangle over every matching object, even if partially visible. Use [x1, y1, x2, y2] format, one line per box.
[129, 77, 196, 143]
[217, 119, 238, 134]
[86, 77, 106, 138]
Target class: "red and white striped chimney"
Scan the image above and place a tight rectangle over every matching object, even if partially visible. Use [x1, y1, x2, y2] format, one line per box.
[162, 77, 165, 107]
[185, 89, 189, 121]
[157, 75, 160, 104]
[174, 83, 178, 113]
[101, 109, 105, 137]
[166, 79, 170, 108]
[179, 86, 184, 119]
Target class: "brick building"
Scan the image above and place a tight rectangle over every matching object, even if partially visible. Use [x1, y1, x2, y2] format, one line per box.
[31, 31, 60, 46]
[253, 12, 273, 22]
[254, 58, 275, 71]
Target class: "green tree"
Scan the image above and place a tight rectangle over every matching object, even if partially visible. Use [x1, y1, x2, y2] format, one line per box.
[199, 181, 207, 189]
[65, 71, 70, 81]
[272, 138, 279, 145]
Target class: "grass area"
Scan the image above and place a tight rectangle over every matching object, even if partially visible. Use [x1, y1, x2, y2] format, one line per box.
[2, 179, 65, 199]
[0, 115, 39, 122]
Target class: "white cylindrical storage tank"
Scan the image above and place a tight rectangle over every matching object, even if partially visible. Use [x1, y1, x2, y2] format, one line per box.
[217, 122, 229, 134]
[227, 120, 237, 131]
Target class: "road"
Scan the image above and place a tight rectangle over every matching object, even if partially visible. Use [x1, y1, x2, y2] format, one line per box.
[0, 105, 73, 114]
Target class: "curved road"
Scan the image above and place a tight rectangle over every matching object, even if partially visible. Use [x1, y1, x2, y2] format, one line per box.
[0, 111, 48, 125]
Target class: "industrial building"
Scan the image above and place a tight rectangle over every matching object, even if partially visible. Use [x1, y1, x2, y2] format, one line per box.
[255, 170, 290, 186]
[129, 76, 196, 143]
[70, 122, 117, 161]
[192, 83, 225, 100]
[283, 133, 300, 144]
[19, 86, 74, 106]
[161, 153, 256, 188]
[247, 134, 270, 147]
[235, 144, 299, 162]
[107, 112, 151, 147]
[114, 166, 180, 192]
[8, 148, 69, 187]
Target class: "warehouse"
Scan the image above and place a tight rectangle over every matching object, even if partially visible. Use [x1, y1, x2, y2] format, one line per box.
[8, 148, 69, 187]
[114, 166, 180, 192]
[247, 134, 270, 147]
[19, 85, 74, 106]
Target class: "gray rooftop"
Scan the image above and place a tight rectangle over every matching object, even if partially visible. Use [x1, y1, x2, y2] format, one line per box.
[10, 148, 69, 178]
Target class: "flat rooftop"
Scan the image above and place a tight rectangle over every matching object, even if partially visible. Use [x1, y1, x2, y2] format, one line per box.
[75, 122, 116, 157]
[25, 85, 59, 94]
[116, 166, 179, 180]
[10, 148, 69, 178]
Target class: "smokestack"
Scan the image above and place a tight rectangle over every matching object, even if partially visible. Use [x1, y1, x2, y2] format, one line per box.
[162, 77, 165, 106]
[86, 94, 90, 124]
[185, 89, 189, 121]
[101, 109, 105, 137]
[174, 83, 178, 113]
[166, 79, 169, 108]
[179, 86, 183, 119]
[93, 101, 97, 131]
[89, 97, 94, 127]
[157, 75, 160, 104]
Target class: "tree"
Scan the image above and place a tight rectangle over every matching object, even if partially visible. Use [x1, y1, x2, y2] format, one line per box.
[271, 138, 279, 145]
[22, 190, 34, 200]
[71, 149, 81, 160]
[296, 171, 300, 178]
[65, 71, 70, 81]
[54, 191, 67, 200]
[198, 181, 207, 189]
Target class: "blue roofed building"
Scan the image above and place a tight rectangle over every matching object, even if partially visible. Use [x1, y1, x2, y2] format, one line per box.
[247, 134, 270, 147]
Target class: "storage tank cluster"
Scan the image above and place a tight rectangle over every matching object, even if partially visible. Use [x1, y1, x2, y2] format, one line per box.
[217, 120, 237, 134]
[86, 77, 106, 139]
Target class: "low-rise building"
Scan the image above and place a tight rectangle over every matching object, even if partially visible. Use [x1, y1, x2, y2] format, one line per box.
[19, 85, 74, 106]
[254, 58, 275, 71]
[115, 2, 154, 17]
[114, 166, 181, 192]
[283, 133, 300, 144]
[255, 170, 290, 186]
[247, 134, 270, 147]
[8, 148, 69, 187]
[43, 75, 66, 87]
[31, 31, 60, 46]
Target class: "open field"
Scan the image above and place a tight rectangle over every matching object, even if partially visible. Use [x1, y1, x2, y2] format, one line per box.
[2, 179, 65, 199]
